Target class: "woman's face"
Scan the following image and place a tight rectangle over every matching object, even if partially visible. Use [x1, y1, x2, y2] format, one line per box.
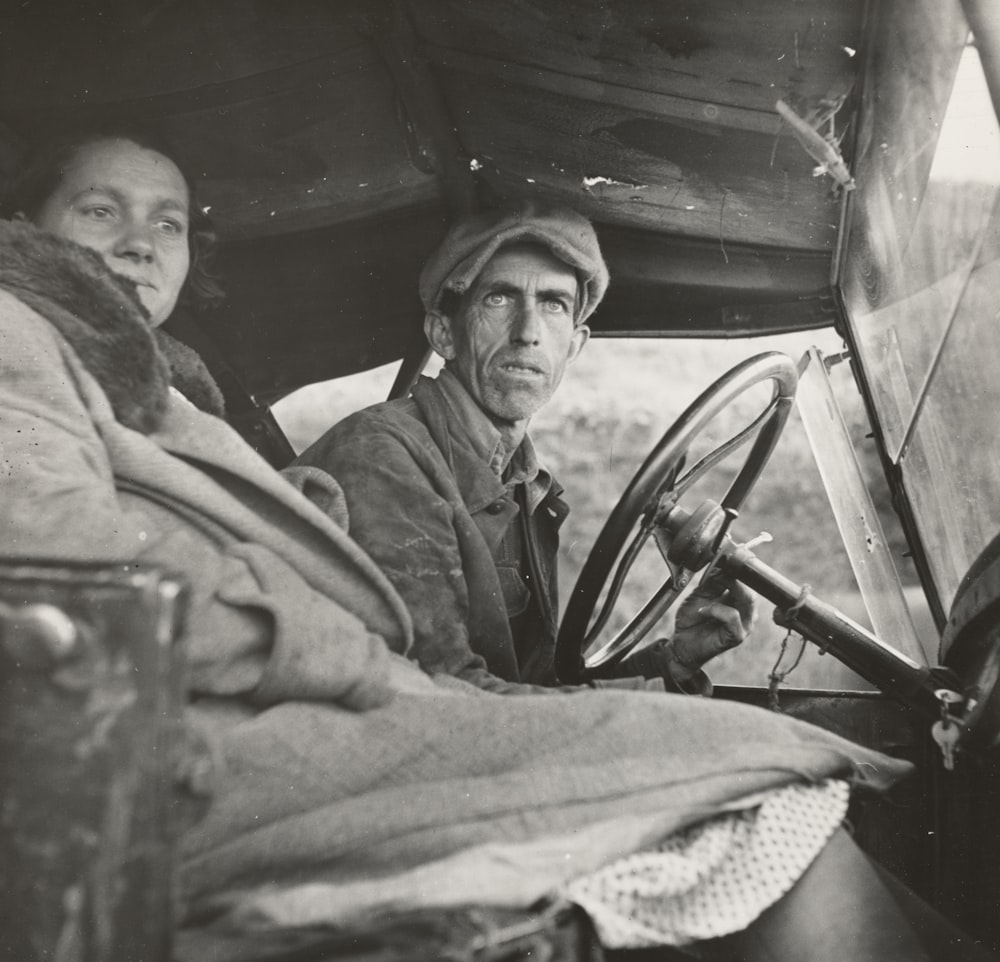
[33, 138, 191, 327]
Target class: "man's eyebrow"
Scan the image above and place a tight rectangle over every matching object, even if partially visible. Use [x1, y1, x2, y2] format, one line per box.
[536, 285, 576, 302]
[480, 280, 521, 296]
[480, 280, 576, 301]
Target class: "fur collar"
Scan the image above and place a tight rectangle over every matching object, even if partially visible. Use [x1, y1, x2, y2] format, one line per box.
[154, 326, 226, 420]
[0, 220, 224, 432]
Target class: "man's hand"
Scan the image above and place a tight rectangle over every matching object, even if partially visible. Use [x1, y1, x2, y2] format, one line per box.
[605, 574, 756, 693]
[667, 574, 756, 683]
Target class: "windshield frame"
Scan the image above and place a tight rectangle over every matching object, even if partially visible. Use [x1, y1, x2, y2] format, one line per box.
[835, 0, 1000, 631]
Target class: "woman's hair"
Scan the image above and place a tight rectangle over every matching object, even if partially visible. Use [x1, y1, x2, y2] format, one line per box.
[0, 123, 224, 311]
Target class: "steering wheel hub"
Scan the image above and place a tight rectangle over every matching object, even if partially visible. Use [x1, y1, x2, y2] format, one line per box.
[663, 499, 728, 571]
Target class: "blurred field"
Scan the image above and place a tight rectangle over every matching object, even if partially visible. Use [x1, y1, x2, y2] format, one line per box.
[275, 328, 932, 691]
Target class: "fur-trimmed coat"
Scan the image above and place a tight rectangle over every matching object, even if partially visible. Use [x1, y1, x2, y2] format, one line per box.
[0, 221, 913, 945]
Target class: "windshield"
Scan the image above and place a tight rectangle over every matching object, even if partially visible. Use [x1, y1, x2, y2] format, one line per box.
[841, 29, 1000, 618]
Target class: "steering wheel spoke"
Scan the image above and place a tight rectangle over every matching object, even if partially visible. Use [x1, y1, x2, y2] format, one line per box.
[556, 352, 799, 684]
[673, 395, 783, 500]
[584, 520, 654, 644]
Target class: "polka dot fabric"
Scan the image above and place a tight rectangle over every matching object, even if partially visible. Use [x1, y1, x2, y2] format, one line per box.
[562, 778, 849, 948]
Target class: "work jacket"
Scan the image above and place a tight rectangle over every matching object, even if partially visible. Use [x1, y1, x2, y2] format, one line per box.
[298, 369, 645, 693]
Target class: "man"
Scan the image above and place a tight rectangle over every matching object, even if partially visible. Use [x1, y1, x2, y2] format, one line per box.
[296, 203, 754, 694]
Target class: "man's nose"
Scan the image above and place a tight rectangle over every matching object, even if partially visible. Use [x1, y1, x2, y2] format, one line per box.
[510, 299, 543, 343]
[113, 220, 155, 263]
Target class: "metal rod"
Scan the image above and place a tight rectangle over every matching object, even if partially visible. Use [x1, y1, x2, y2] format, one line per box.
[721, 545, 940, 718]
[657, 502, 942, 719]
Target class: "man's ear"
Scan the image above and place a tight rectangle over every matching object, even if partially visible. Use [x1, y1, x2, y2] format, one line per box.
[567, 323, 590, 364]
[424, 311, 457, 360]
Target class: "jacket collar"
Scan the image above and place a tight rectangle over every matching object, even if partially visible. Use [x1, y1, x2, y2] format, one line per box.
[412, 367, 557, 515]
[0, 219, 224, 431]
[0, 219, 170, 433]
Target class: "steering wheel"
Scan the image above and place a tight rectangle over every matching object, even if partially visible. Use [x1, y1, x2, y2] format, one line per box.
[555, 352, 799, 684]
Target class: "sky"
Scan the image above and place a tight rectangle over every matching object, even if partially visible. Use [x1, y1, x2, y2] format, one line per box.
[931, 41, 1000, 184]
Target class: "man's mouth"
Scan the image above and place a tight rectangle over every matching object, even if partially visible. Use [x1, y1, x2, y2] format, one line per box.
[499, 360, 546, 376]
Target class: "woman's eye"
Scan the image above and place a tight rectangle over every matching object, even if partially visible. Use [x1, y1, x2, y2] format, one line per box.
[156, 217, 187, 236]
[82, 205, 115, 221]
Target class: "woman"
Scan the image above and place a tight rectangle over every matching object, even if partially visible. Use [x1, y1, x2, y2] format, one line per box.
[0, 129, 987, 962]
[0, 126, 228, 419]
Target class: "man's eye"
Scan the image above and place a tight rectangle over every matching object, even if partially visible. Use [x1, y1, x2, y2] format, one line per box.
[484, 292, 508, 307]
[542, 299, 570, 314]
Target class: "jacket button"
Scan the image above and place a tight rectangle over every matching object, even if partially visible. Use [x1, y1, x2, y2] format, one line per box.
[486, 499, 506, 514]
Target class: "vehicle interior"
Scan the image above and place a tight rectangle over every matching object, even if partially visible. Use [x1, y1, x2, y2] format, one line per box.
[2, 0, 1000, 959]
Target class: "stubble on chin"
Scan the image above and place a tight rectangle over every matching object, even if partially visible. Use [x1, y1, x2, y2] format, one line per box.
[482, 382, 554, 424]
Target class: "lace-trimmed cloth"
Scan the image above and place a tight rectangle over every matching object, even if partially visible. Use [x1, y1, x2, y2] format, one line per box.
[563, 778, 849, 948]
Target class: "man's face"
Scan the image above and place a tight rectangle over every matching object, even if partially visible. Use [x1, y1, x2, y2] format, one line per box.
[33, 138, 191, 327]
[434, 243, 590, 428]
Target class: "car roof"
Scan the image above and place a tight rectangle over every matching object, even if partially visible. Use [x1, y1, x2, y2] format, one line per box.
[0, 0, 863, 400]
